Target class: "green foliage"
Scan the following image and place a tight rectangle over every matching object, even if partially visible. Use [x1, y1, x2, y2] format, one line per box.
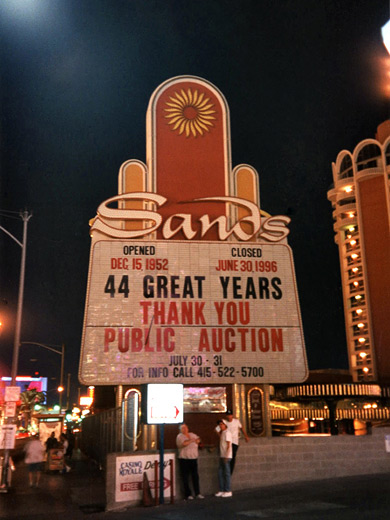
[19, 388, 47, 427]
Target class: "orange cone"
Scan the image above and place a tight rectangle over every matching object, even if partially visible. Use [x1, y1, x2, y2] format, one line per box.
[142, 472, 153, 507]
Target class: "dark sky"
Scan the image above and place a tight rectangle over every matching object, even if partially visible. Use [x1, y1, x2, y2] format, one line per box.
[1, 0, 389, 404]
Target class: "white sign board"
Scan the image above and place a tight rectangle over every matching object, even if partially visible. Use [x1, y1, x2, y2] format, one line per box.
[0, 425, 16, 449]
[5, 402, 17, 418]
[115, 453, 175, 503]
[146, 384, 183, 424]
[5, 386, 21, 402]
[79, 240, 307, 385]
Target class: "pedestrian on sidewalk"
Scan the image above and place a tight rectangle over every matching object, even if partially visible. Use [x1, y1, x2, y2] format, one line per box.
[60, 433, 71, 473]
[215, 420, 233, 498]
[176, 423, 204, 500]
[45, 432, 59, 452]
[223, 409, 249, 475]
[24, 434, 45, 487]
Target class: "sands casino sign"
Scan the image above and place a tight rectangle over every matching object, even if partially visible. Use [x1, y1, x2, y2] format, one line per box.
[79, 76, 308, 385]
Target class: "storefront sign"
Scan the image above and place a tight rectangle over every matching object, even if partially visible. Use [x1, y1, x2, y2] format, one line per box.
[247, 387, 264, 436]
[0, 425, 16, 449]
[79, 75, 308, 387]
[80, 241, 305, 384]
[145, 384, 183, 424]
[4, 402, 16, 418]
[4, 386, 20, 402]
[115, 453, 175, 502]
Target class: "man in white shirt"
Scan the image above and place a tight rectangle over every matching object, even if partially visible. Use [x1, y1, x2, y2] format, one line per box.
[224, 409, 249, 475]
[215, 420, 233, 498]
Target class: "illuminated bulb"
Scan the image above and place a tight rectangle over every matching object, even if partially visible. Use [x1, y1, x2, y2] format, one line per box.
[359, 352, 367, 358]
[373, 403, 378, 409]
[349, 212, 354, 218]
[357, 322, 364, 328]
[347, 234, 352, 239]
[356, 308, 363, 314]
[355, 295, 362, 300]
[348, 226, 355, 232]
[362, 367, 369, 373]
[352, 267, 358, 272]
[350, 240, 356, 246]
[351, 253, 358, 259]
[382, 20, 390, 54]
[353, 281, 359, 287]
[344, 186, 353, 193]
[358, 337, 366, 343]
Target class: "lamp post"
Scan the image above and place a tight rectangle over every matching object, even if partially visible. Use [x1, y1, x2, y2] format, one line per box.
[0, 209, 31, 491]
[20, 342, 65, 408]
[0, 209, 32, 384]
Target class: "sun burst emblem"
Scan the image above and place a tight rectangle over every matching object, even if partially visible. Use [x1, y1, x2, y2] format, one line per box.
[164, 89, 216, 137]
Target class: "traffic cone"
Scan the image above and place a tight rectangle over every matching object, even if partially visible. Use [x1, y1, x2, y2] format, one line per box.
[142, 472, 153, 507]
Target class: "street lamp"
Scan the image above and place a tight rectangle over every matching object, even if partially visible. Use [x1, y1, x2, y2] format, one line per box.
[382, 20, 390, 55]
[0, 209, 31, 491]
[20, 342, 65, 408]
[0, 209, 32, 384]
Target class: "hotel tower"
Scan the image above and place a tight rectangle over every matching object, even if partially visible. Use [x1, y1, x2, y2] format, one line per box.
[328, 121, 390, 383]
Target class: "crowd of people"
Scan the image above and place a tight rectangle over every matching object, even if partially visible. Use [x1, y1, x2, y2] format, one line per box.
[176, 409, 249, 500]
[23, 430, 75, 487]
[23, 411, 246, 498]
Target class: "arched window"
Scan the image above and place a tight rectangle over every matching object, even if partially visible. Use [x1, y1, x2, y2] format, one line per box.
[385, 143, 390, 166]
[338, 155, 353, 180]
[356, 144, 381, 171]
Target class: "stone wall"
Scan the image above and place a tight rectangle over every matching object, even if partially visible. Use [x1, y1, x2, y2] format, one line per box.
[199, 427, 390, 494]
[106, 427, 390, 510]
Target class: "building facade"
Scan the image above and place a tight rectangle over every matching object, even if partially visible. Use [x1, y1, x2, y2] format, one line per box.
[328, 121, 390, 383]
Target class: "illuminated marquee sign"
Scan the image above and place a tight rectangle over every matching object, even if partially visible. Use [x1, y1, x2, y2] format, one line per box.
[80, 240, 305, 384]
[79, 75, 308, 385]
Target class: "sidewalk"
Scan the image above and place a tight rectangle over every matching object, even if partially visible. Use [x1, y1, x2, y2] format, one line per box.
[0, 449, 106, 519]
[1, 450, 390, 519]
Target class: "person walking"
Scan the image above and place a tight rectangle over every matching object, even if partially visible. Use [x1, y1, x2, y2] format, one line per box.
[176, 423, 204, 500]
[24, 434, 45, 487]
[215, 420, 233, 498]
[60, 433, 71, 473]
[224, 409, 249, 475]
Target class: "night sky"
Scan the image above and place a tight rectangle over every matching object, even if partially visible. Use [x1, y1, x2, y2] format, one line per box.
[1, 0, 389, 405]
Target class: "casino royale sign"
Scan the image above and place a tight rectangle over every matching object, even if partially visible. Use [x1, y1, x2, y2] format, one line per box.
[79, 241, 306, 384]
